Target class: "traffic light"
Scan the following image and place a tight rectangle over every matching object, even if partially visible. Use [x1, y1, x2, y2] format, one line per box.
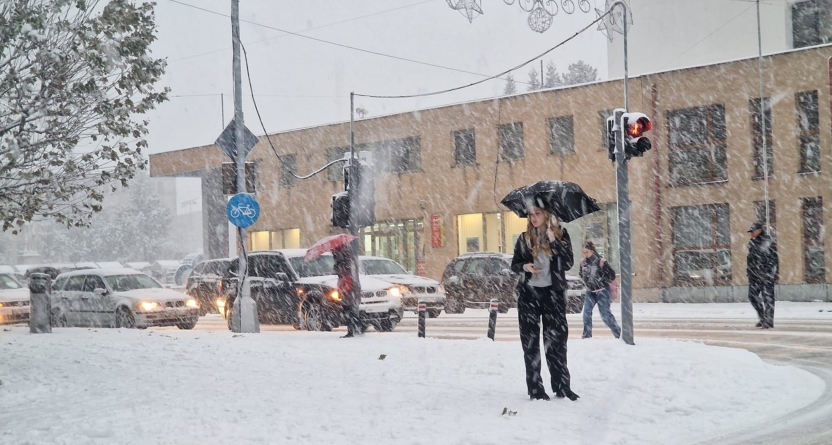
[605, 116, 615, 162]
[622, 112, 652, 158]
[331, 159, 375, 229]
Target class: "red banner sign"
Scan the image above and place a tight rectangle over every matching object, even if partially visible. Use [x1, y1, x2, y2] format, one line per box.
[430, 214, 444, 248]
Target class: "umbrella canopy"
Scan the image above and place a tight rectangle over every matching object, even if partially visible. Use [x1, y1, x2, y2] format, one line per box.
[304, 234, 358, 263]
[500, 180, 601, 222]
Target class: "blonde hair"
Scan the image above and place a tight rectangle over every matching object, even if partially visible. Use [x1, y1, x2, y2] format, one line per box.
[525, 208, 555, 257]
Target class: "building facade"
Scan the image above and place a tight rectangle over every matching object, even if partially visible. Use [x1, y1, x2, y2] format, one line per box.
[150, 45, 832, 302]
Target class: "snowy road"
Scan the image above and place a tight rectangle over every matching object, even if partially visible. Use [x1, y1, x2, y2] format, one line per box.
[184, 302, 832, 445]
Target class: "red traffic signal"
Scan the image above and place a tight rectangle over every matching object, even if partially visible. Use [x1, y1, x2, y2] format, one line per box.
[623, 112, 652, 158]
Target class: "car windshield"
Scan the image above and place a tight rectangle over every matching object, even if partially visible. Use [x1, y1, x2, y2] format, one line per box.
[288, 256, 335, 278]
[0, 274, 22, 289]
[103, 274, 162, 292]
[362, 259, 407, 275]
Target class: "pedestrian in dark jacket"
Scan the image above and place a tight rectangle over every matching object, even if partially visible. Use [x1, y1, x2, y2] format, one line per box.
[510, 206, 579, 401]
[746, 222, 779, 329]
[579, 241, 621, 339]
[332, 244, 363, 337]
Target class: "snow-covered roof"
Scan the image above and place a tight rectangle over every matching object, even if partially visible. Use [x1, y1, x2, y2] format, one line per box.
[124, 262, 151, 270]
[12, 265, 35, 272]
[152, 260, 182, 269]
[0, 266, 14, 274]
[96, 262, 123, 269]
[268, 249, 309, 259]
[57, 268, 144, 279]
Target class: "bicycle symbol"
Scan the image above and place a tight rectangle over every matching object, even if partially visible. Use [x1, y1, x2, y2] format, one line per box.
[230, 204, 256, 219]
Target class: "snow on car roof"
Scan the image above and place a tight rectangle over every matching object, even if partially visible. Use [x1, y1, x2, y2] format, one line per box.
[269, 249, 308, 258]
[0, 266, 14, 274]
[56, 268, 144, 279]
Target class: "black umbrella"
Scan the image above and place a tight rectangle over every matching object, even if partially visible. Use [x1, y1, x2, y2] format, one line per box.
[500, 180, 601, 222]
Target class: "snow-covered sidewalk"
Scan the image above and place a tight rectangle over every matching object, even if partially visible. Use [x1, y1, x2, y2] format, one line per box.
[0, 327, 825, 445]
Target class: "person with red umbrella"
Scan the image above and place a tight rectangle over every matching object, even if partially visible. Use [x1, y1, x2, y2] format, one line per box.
[305, 234, 364, 337]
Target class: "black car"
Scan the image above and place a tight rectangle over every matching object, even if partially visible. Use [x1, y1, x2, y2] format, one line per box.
[219, 250, 401, 332]
[185, 259, 232, 315]
[440, 253, 585, 314]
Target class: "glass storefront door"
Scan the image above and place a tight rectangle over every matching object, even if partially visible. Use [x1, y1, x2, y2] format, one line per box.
[359, 219, 424, 273]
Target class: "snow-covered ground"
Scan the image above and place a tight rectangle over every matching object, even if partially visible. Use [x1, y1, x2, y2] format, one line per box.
[0, 327, 824, 445]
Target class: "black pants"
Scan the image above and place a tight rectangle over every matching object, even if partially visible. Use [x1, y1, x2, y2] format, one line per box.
[517, 285, 571, 396]
[748, 279, 775, 327]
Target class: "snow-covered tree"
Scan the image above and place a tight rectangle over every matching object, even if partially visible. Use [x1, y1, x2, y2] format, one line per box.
[38, 174, 174, 263]
[544, 61, 562, 88]
[0, 0, 169, 233]
[503, 73, 517, 95]
[561, 60, 599, 86]
[526, 68, 541, 91]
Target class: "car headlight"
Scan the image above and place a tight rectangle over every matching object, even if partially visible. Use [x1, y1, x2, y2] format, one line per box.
[0, 303, 4, 308]
[185, 298, 198, 308]
[216, 298, 226, 307]
[296, 287, 305, 296]
[139, 301, 159, 311]
[437, 285, 444, 293]
[388, 287, 401, 297]
[329, 290, 341, 301]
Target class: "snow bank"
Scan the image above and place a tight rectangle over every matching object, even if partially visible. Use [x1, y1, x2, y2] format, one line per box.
[0, 329, 823, 445]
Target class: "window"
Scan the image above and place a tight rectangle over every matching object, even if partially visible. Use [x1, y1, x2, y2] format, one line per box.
[792, 0, 822, 48]
[599, 109, 614, 151]
[64, 275, 86, 291]
[83, 275, 106, 292]
[372, 137, 421, 173]
[453, 129, 476, 166]
[672, 204, 732, 285]
[359, 219, 424, 273]
[498, 122, 524, 161]
[796, 91, 821, 173]
[281, 154, 298, 187]
[802, 197, 825, 283]
[549, 116, 575, 156]
[750, 98, 773, 180]
[248, 229, 300, 251]
[753, 200, 776, 231]
[327, 147, 347, 181]
[668, 105, 727, 186]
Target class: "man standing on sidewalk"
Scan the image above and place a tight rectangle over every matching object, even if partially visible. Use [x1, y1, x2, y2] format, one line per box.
[747, 222, 779, 329]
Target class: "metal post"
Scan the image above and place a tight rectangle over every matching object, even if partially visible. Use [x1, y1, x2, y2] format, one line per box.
[487, 298, 499, 340]
[757, 0, 770, 230]
[418, 301, 426, 338]
[231, 0, 258, 333]
[344, 92, 362, 335]
[28, 273, 52, 334]
[221, 93, 225, 129]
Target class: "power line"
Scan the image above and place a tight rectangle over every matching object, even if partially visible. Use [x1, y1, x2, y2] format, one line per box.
[168, 0, 439, 63]
[167, 0, 530, 85]
[355, 10, 611, 99]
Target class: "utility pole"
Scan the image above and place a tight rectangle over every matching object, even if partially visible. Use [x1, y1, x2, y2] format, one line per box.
[231, 0, 258, 333]
[756, 0, 770, 231]
[344, 92, 363, 335]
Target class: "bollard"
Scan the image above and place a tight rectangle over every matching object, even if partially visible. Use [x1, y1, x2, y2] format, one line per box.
[29, 273, 52, 334]
[487, 298, 499, 340]
[417, 301, 426, 338]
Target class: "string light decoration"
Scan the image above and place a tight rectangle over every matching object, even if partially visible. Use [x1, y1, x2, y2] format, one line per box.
[596, 0, 632, 41]
[445, 0, 483, 23]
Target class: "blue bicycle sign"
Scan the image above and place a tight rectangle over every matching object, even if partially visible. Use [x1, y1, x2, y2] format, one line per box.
[227, 194, 260, 228]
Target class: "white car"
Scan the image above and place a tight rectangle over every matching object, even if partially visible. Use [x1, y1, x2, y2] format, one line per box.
[360, 256, 445, 318]
[51, 268, 200, 329]
[0, 273, 29, 325]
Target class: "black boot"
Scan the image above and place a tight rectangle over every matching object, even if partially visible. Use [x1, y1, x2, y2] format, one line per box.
[556, 388, 580, 401]
[529, 392, 550, 401]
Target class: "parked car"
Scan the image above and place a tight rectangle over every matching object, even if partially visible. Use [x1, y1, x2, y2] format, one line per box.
[23, 264, 94, 282]
[185, 258, 232, 315]
[359, 256, 445, 318]
[50, 268, 199, 329]
[440, 252, 585, 314]
[219, 249, 403, 332]
[0, 273, 29, 325]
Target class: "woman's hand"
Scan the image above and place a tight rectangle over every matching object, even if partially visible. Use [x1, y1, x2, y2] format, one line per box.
[524, 263, 542, 274]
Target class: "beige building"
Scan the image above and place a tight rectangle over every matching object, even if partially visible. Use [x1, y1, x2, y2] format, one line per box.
[150, 44, 832, 302]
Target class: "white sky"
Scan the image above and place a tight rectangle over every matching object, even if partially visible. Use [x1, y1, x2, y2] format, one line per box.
[145, 0, 610, 155]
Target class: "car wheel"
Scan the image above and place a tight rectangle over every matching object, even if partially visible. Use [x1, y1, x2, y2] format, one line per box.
[443, 293, 465, 314]
[303, 301, 332, 332]
[427, 309, 441, 318]
[50, 310, 67, 327]
[225, 302, 234, 330]
[115, 307, 136, 329]
[176, 320, 197, 330]
[373, 318, 398, 332]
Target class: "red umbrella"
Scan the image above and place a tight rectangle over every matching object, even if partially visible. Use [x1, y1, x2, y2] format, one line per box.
[304, 234, 358, 263]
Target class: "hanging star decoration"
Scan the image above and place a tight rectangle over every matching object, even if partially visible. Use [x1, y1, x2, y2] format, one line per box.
[446, 0, 484, 23]
[597, 0, 633, 41]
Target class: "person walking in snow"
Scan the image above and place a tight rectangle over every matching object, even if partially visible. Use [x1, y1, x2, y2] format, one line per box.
[511, 206, 579, 401]
[579, 241, 621, 339]
[332, 244, 363, 337]
[746, 222, 779, 329]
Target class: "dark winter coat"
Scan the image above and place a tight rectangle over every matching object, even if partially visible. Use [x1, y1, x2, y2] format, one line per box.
[579, 253, 616, 292]
[747, 233, 779, 283]
[511, 227, 574, 293]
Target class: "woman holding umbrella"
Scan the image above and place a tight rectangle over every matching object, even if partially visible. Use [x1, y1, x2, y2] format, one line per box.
[510, 206, 579, 401]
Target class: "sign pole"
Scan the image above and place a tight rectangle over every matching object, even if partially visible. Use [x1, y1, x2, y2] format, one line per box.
[231, 0, 258, 333]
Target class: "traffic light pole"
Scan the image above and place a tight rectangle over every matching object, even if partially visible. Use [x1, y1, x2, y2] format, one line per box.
[345, 92, 362, 335]
[612, 0, 634, 345]
[231, 0, 258, 333]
